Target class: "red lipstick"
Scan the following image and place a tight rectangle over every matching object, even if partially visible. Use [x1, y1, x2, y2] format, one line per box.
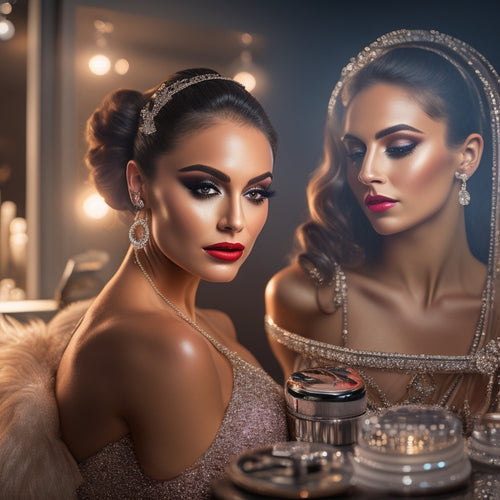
[364, 194, 397, 213]
[204, 242, 245, 262]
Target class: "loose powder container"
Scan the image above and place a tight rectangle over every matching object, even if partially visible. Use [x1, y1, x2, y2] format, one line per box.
[468, 412, 500, 467]
[285, 366, 366, 446]
[352, 405, 471, 495]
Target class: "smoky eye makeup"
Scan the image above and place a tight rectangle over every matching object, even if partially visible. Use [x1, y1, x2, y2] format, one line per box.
[342, 139, 366, 164]
[385, 139, 419, 158]
[178, 173, 222, 199]
[244, 183, 276, 204]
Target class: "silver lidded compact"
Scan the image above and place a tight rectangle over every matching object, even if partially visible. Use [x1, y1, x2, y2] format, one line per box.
[285, 366, 366, 446]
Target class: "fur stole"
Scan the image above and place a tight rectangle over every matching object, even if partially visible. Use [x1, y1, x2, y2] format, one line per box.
[0, 301, 90, 499]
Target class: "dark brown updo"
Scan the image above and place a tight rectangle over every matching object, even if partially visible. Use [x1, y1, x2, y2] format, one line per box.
[85, 68, 277, 213]
[85, 88, 145, 211]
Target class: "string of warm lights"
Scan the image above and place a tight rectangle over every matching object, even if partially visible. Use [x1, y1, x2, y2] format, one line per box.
[232, 33, 258, 92]
[88, 18, 129, 76]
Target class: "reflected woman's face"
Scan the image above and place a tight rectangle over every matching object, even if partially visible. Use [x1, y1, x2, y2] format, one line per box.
[342, 83, 462, 236]
[148, 119, 274, 283]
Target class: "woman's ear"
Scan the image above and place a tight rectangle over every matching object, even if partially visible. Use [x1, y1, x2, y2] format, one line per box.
[126, 160, 145, 197]
[459, 133, 484, 178]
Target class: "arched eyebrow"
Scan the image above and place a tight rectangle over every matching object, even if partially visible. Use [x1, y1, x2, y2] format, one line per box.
[374, 124, 423, 139]
[245, 172, 273, 188]
[342, 133, 362, 143]
[178, 165, 230, 182]
[178, 165, 273, 187]
[342, 124, 424, 143]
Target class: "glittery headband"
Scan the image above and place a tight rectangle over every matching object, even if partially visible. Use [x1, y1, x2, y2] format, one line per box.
[139, 74, 236, 135]
[328, 30, 500, 123]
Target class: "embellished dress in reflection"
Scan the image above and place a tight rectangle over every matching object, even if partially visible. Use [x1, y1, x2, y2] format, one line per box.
[265, 268, 500, 435]
[77, 335, 288, 499]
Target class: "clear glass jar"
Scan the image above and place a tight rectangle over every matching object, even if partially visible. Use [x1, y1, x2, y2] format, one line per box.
[352, 405, 471, 495]
[468, 412, 500, 467]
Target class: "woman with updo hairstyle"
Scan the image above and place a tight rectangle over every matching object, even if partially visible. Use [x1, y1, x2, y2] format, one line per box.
[47, 68, 287, 498]
[265, 30, 500, 434]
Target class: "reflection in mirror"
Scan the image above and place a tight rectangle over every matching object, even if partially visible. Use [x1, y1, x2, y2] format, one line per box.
[265, 30, 500, 434]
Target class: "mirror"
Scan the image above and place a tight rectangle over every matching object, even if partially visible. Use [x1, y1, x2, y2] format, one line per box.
[0, 0, 28, 301]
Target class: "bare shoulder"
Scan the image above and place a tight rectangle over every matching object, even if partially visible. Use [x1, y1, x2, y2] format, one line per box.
[265, 262, 319, 320]
[265, 262, 344, 344]
[56, 305, 225, 468]
[92, 313, 230, 479]
[73, 310, 218, 391]
[265, 262, 339, 378]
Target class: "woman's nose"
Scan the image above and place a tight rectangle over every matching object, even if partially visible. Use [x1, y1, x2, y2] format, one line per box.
[357, 149, 385, 185]
[217, 198, 244, 233]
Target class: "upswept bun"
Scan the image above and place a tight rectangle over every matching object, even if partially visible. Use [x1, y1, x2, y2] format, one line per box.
[85, 89, 145, 212]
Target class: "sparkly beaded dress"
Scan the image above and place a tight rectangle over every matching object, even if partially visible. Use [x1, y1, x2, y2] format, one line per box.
[266, 271, 499, 433]
[0, 298, 287, 499]
[77, 329, 288, 499]
[266, 30, 500, 435]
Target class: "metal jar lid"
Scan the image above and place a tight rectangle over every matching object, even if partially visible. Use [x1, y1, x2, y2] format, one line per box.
[285, 366, 366, 419]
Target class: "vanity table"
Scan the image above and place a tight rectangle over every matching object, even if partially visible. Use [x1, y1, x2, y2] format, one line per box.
[212, 452, 499, 499]
[212, 406, 500, 499]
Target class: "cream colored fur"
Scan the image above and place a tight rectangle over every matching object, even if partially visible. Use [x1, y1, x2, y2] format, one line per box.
[0, 301, 90, 499]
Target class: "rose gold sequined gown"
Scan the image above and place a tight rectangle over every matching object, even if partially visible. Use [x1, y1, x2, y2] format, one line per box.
[76, 337, 288, 499]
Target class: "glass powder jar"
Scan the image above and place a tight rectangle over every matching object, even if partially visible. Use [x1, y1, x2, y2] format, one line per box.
[468, 412, 500, 467]
[285, 366, 366, 446]
[352, 405, 471, 496]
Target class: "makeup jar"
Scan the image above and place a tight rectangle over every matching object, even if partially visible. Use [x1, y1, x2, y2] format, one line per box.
[220, 441, 352, 499]
[468, 412, 500, 467]
[285, 366, 366, 446]
[352, 405, 471, 495]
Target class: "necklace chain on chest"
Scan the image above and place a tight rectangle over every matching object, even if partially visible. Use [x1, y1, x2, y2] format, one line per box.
[134, 250, 217, 343]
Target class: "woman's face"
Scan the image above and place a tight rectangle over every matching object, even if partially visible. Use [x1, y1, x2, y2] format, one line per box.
[343, 83, 462, 236]
[148, 119, 274, 283]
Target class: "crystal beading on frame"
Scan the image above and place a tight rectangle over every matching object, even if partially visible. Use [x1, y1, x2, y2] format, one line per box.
[139, 74, 237, 135]
[326, 29, 500, 353]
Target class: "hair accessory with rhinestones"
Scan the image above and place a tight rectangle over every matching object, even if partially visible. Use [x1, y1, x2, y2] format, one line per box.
[139, 73, 236, 135]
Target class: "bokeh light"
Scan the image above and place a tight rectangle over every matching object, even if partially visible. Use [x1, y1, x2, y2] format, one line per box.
[88, 54, 111, 75]
[233, 71, 256, 92]
[83, 193, 109, 219]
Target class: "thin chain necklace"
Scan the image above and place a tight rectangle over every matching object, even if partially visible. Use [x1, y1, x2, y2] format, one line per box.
[134, 249, 219, 345]
[134, 250, 272, 381]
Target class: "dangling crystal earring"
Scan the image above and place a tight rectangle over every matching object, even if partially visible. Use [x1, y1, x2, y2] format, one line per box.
[129, 192, 149, 248]
[455, 171, 470, 206]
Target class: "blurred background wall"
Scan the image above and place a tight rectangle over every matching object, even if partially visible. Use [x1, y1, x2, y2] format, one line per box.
[1, 0, 499, 382]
